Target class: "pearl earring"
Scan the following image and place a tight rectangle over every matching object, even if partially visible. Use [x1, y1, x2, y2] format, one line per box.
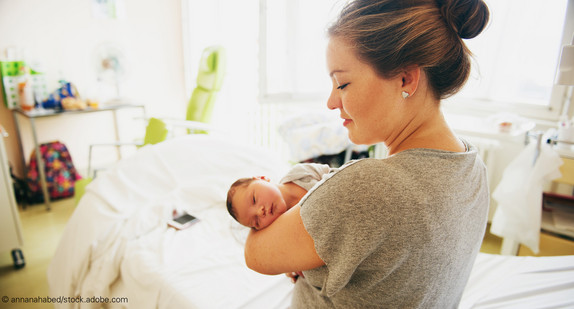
[401, 91, 409, 99]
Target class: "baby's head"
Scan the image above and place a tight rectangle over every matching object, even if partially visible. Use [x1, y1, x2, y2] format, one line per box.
[226, 176, 287, 230]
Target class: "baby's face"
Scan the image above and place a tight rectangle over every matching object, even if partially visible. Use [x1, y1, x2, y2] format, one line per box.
[232, 180, 287, 230]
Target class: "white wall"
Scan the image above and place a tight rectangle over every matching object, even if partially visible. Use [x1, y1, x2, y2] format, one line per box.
[0, 0, 186, 177]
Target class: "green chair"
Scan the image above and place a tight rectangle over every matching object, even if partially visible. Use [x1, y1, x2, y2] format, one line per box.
[142, 117, 169, 145]
[149, 46, 226, 135]
[74, 178, 90, 205]
[185, 45, 226, 133]
[77, 46, 226, 204]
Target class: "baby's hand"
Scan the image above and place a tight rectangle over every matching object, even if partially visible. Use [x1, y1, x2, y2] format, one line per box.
[285, 271, 305, 283]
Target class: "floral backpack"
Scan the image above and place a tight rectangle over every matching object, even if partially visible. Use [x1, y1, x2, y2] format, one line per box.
[26, 141, 81, 203]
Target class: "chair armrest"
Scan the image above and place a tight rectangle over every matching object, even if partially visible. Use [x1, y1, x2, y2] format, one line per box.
[87, 141, 143, 177]
[89, 141, 143, 148]
[161, 119, 214, 132]
[134, 117, 217, 132]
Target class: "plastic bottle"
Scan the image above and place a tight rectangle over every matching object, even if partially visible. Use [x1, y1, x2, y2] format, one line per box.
[17, 65, 34, 111]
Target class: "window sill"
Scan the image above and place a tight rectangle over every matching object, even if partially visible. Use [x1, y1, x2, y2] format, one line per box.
[443, 111, 560, 144]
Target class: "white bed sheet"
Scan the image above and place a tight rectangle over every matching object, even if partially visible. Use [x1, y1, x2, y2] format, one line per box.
[48, 135, 574, 309]
[460, 253, 574, 308]
[48, 135, 293, 308]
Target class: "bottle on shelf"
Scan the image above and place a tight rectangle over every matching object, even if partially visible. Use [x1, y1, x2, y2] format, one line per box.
[17, 65, 34, 111]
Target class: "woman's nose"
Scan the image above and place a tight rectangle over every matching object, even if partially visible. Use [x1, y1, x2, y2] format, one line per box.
[327, 90, 341, 110]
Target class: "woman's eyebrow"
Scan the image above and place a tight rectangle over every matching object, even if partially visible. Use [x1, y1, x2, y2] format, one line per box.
[329, 69, 346, 77]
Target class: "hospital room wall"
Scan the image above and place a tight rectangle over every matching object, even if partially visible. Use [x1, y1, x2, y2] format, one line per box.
[0, 1, 569, 193]
[0, 0, 187, 178]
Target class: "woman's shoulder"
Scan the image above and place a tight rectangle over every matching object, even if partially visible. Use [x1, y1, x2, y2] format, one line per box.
[318, 158, 402, 188]
[326, 147, 482, 185]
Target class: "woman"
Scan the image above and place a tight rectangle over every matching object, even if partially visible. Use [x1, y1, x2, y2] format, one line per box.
[245, 0, 490, 307]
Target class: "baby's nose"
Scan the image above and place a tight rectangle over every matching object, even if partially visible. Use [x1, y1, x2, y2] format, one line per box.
[257, 205, 266, 217]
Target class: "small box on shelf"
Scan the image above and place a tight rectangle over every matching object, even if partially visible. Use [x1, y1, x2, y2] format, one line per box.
[1, 61, 48, 110]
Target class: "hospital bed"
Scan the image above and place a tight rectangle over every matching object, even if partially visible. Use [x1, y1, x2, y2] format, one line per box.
[47, 135, 574, 308]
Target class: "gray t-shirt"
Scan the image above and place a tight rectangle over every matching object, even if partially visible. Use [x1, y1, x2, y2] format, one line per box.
[293, 141, 489, 308]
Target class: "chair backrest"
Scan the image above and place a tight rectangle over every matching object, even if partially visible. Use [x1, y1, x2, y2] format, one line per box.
[186, 46, 226, 126]
[143, 117, 168, 145]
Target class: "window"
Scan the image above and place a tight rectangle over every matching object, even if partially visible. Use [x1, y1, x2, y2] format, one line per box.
[259, 0, 344, 101]
[183, 0, 574, 121]
[444, 0, 573, 120]
[259, 0, 574, 119]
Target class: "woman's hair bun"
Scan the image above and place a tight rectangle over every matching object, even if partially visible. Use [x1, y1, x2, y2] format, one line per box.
[438, 0, 490, 39]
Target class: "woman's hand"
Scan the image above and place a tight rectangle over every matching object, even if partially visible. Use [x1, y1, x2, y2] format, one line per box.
[285, 271, 305, 283]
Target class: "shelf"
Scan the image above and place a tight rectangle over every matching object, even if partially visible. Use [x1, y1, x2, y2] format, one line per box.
[13, 103, 144, 119]
[541, 192, 574, 240]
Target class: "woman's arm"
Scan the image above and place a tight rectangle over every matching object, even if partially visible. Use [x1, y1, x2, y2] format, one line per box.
[244, 205, 325, 275]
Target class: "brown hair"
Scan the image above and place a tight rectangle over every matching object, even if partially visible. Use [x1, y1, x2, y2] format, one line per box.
[226, 177, 255, 222]
[328, 0, 489, 100]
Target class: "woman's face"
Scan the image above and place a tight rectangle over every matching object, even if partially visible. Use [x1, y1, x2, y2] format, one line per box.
[232, 179, 287, 230]
[326, 37, 406, 145]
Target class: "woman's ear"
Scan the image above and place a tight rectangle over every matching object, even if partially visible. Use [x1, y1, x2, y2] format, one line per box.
[401, 66, 421, 97]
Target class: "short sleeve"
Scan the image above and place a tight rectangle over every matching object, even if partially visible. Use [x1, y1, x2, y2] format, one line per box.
[299, 161, 391, 296]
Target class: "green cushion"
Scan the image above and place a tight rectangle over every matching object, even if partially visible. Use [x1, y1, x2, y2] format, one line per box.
[143, 117, 168, 145]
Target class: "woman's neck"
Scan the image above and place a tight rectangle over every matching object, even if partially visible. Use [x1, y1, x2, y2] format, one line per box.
[387, 102, 464, 156]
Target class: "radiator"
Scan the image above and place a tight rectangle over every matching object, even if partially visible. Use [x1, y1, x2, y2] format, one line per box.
[248, 103, 329, 162]
[246, 104, 292, 161]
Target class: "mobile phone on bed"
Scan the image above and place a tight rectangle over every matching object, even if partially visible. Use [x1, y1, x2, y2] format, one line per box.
[168, 212, 199, 230]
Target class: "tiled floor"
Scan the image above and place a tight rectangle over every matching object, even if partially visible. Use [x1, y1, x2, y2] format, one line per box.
[480, 225, 503, 255]
[0, 199, 504, 309]
[0, 199, 76, 309]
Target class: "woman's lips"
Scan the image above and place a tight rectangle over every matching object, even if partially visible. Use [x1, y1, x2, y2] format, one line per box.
[343, 119, 352, 126]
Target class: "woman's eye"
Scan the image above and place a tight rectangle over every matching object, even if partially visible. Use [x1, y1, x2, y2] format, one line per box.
[337, 83, 349, 90]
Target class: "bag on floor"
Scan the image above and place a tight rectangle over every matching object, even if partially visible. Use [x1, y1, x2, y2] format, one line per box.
[26, 141, 82, 203]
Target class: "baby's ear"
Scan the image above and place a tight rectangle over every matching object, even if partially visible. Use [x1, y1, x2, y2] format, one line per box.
[253, 176, 270, 182]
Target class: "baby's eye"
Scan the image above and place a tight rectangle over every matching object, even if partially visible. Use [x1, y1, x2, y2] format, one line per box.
[337, 83, 349, 90]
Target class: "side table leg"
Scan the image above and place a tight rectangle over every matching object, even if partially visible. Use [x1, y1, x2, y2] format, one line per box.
[29, 118, 51, 210]
[12, 113, 28, 210]
[112, 110, 121, 160]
